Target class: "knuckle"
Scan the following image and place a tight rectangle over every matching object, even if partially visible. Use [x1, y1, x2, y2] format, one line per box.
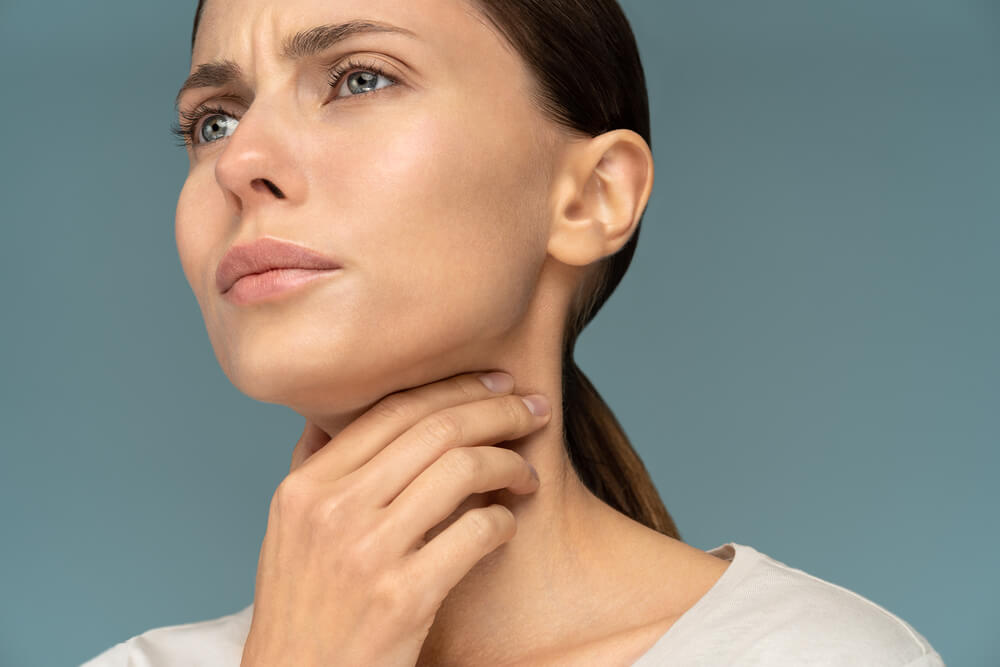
[466, 505, 506, 541]
[454, 374, 482, 401]
[502, 394, 528, 430]
[440, 447, 480, 480]
[306, 492, 351, 531]
[273, 474, 313, 514]
[417, 412, 463, 449]
[371, 393, 414, 422]
[305, 495, 336, 526]
[371, 571, 410, 617]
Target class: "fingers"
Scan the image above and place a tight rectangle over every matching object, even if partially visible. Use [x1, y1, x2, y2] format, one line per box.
[292, 371, 529, 485]
[402, 503, 518, 608]
[362, 392, 549, 508]
[255, 370, 551, 664]
[380, 444, 540, 555]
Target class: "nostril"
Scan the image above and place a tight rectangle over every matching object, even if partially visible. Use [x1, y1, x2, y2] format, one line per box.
[251, 178, 285, 199]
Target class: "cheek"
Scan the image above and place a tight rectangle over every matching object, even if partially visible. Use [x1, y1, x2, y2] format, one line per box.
[319, 102, 546, 359]
[174, 184, 200, 288]
[175, 173, 229, 297]
[174, 173, 239, 382]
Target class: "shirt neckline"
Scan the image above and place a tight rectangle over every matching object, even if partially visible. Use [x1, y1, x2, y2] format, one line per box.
[232, 542, 764, 664]
[629, 542, 763, 666]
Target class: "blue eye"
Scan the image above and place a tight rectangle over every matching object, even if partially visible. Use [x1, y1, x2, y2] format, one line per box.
[170, 103, 239, 149]
[197, 111, 238, 145]
[326, 56, 399, 98]
[169, 57, 398, 149]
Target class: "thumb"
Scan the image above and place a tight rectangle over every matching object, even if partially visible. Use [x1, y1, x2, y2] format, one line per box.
[288, 419, 332, 474]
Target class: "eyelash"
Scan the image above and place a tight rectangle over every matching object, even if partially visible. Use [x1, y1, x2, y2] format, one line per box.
[169, 56, 397, 149]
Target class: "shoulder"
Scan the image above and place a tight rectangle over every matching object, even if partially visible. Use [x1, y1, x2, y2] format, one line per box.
[701, 543, 944, 665]
[80, 603, 254, 667]
[635, 543, 944, 666]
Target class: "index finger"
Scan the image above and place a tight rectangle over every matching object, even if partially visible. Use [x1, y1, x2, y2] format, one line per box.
[293, 370, 517, 484]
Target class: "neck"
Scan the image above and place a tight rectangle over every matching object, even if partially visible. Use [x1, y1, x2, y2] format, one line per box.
[294, 261, 681, 665]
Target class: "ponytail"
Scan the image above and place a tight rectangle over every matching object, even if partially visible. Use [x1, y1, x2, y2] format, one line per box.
[562, 357, 681, 539]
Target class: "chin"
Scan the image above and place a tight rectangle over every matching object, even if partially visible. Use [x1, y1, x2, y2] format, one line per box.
[211, 337, 423, 417]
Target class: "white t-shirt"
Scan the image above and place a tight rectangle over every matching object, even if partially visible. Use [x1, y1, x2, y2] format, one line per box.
[80, 542, 945, 666]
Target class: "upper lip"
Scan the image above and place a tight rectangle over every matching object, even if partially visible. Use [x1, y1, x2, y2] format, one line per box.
[216, 236, 343, 294]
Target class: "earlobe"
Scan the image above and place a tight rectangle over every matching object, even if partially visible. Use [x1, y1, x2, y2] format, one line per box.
[546, 129, 654, 268]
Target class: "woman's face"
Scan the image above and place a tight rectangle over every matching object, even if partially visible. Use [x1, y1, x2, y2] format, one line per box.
[175, 0, 563, 415]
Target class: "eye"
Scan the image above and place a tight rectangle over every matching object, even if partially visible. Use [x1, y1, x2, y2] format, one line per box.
[170, 103, 239, 149]
[169, 57, 398, 150]
[195, 111, 239, 144]
[327, 56, 399, 99]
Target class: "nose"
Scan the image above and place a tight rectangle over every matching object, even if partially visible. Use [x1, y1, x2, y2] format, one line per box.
[250, 178, 285, 198]
[213, 101, 304, 216]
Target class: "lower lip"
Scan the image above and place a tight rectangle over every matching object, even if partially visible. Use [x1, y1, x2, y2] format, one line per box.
[223, 268, 341, 305]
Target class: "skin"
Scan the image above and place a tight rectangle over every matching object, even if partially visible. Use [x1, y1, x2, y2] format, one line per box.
[175, 0, 731, 664]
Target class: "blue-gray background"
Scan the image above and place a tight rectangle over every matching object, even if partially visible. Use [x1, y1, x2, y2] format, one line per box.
[1, 1, 995, 665]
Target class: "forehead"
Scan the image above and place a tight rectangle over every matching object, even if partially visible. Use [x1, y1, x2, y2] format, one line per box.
[193, 0, 500, 66]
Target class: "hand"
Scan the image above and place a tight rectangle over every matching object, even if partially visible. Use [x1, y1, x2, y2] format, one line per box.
[240, 371, 550, 667]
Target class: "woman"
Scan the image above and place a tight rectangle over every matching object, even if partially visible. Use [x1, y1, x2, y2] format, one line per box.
[83, 0, 945, 665]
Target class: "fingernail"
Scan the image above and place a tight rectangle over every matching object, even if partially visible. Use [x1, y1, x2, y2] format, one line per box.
[479, 372, 514, 393]
[528, 463, 540, 482]
[521, 394, 550, 416]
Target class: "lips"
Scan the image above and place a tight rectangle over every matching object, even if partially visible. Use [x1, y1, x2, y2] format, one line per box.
[216, 236, 343, 294]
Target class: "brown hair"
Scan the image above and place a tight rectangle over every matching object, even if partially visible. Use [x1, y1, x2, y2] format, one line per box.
[188, 0, 681, 541]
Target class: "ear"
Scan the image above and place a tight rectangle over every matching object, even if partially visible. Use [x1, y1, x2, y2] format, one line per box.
[546, 129, 654, 267]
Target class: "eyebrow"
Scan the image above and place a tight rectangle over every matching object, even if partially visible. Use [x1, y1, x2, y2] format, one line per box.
[174, 19, 417, 110]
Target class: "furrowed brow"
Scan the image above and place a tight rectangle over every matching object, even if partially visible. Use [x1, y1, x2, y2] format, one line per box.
[174, 19, 417, 110]
[174, 60, 242, 110]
